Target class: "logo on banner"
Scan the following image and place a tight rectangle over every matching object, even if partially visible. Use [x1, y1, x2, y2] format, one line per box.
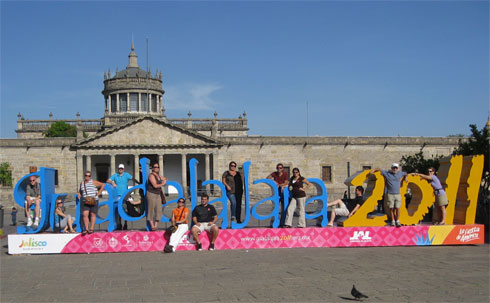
[122, 234, 135, 248]
[93, 237, 106, 249]
[456, 227, 480, 243]
[139, 234, 153, 249]
[350, 231, 372, 243]
[18, 238, 47, 249]
[108, 237, 118, 248]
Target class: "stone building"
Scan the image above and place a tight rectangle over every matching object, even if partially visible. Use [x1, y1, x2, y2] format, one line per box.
[0, 44, 461, 204]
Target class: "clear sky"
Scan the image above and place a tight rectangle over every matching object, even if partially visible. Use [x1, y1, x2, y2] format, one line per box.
[1, 1, 488, 138]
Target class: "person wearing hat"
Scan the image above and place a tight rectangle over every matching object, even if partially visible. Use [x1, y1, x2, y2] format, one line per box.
[107, 164, 133, 230]
[371, 163, 408, 227]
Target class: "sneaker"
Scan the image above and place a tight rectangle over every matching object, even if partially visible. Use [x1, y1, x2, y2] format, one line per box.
[209, 243, 215, 251]
[27, 217, 33, 227]
[391, 221, 396, 227]
[197, 243, 202, 251]
[33, 217, 39, 228]
[396, 220, 401, 227]
[231, 217, 236, 222]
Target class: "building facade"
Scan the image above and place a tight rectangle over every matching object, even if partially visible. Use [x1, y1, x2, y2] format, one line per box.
[0, 44, 461, 205]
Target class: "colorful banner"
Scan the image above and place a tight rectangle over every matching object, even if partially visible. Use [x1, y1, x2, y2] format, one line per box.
[8, 224, 484, 254]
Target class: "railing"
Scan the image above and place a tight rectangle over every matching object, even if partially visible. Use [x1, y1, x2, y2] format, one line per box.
[17, 119, 103, 132]
[17, 115, 248, 132]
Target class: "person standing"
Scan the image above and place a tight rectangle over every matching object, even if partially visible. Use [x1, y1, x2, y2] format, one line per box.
[371, 163, 408, 227]
[412, 167, 448, 225]
[107, 164, 133, 230]
[78, 171, 105, 235]
[164, 198, 190, 253]
[284, 168, 311, 228]
[146, 163, 167, 231]
[267, 163, 289, 227]
[222, 161, 244, 223]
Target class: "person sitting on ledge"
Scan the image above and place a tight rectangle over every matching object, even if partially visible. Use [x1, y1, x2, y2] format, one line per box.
[191, 194, 219, 251]
[164, 197, 190, 253]
[54, 198, 76, 233]
[25, 176, 41, 228]
[326, 186, 364, 227]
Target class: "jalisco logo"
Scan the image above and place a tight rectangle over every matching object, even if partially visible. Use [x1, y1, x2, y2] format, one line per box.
[349, 231, 372, 242]
[19, 238, 47, 248]
[456, 227, 480, 243]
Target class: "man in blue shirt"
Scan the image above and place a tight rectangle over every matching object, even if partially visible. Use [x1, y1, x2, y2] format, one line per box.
[371, 163, 407, 227]
[107, 164, 133, 230]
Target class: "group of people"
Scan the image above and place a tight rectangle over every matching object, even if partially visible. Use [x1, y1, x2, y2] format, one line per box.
[371, 163, 448, 226]
[21, 160, 449, 247]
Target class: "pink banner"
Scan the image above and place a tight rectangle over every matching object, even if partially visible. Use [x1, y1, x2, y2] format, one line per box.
[56, 224, 484, 254]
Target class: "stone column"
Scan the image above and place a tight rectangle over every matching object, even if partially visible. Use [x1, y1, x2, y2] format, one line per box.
[134, 154, 140, 183]
[110, 154, 116, 177]
[76, 151, 83, 186]
[107, 96, 111, 113]
[159, 154, 164, 176]
[212, 152, 218, 181]
[138, 92, 141, 112]
[86, 155, 92, 174]
[116, 93, 120, 113]
[205, 153, 210, 194]
[181, 154, 187, 196]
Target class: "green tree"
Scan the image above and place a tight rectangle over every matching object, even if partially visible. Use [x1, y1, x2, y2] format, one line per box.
[44, 121, 76, 137]
[452, 123, 489, 175]
[0, 162, 13, 187]
[400, 150, 443, 174]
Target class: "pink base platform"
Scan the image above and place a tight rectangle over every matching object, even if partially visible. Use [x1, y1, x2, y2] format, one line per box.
[8, 224, 484, 254]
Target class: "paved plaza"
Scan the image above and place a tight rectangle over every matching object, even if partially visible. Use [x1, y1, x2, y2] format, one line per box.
[1, 226, 489, 303]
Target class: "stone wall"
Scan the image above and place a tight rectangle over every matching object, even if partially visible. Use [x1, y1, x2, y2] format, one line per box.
[0, 138, 78, 206]
[0, 135, 461, 207]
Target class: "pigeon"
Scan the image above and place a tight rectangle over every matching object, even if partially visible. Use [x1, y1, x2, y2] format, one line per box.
[351, 285, 368, 301]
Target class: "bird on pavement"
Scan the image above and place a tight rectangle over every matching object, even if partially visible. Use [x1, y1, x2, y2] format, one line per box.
[351, 285, 368, 301]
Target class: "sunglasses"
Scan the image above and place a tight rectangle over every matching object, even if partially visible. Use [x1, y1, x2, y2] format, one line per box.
[230, 165, 236, 168]
[153, 166, 159, 169]
[85, 175, 91, 177]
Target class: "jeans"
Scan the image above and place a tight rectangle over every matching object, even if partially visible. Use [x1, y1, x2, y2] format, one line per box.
[226, 193, 237, 220]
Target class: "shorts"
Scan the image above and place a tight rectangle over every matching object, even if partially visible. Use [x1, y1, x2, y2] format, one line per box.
[193, 222, 216, 233]
[386, 194, 402, 209]
[435, 194, 449, 207]
[82, 200, 99, 213]
[334, 202, 350, 217]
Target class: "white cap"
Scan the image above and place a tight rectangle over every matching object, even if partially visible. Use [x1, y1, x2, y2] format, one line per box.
[118, 164, 124, 169]
[391, 163, 400, 168]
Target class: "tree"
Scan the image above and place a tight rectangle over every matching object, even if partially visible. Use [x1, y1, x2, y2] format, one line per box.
[44, 121, 77, 137]
[0, 162, 13, 187]
[400, 150, 443, 174]
[452, 123, 489, 175]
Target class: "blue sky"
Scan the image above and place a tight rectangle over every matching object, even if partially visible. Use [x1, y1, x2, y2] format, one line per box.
[1, 1, 488, 138]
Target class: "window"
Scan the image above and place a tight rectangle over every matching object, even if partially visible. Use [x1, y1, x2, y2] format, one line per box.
[110, 95, 117, 113]
[151, 95, 157, 112]
[322, 166, 332, 183]
[130, 93, 138, 111]
[141, 93, 148, 112]
[55, 169, 59, 186]
[120, 94, 127, 112]
[362, 165, 372, 171]
[283, 166, 291, 178]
